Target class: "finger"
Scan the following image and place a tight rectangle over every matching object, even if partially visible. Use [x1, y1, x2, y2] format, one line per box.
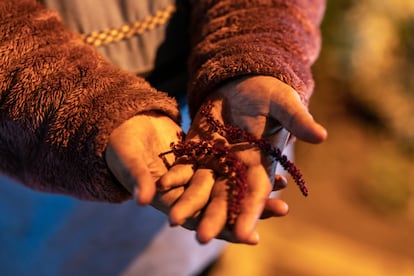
[151, 186, 184, 214]
[158, 163, 195, 191]
[169, 168, 215, 226]
[132, 163, 158, 205]
[260, 198, 289, 219]
[273, 174, 287, 191]
[196, 178, 229, 244]
[269, 84, 327, 143]
[105, 146, 156, 205]
[269, 174, 287, 200]
[233, 165, 272, 242]
[184, 216, 260, 245]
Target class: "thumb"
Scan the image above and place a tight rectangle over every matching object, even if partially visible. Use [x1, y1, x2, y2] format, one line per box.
[270, 84, 327, 143]
[105, 143, 156, 205]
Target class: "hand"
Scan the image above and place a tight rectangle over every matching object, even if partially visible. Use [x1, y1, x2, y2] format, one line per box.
[105, 113, 183, 205]
[105, 113, 288, 244]
[159, 75, 327, 244]
[212, 75, 327, 145]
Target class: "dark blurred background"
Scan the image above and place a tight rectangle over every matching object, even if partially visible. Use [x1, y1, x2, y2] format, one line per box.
[209, 1, 414, 275]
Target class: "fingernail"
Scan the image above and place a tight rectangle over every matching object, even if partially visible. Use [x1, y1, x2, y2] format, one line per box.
[315, 124, 328, 142]
[196, 233, 209, 245]
[281, 202, 289, 215]
[168, 216, 179, 227]
[169, 215, 185, 227]
[248, 232, 260, 245]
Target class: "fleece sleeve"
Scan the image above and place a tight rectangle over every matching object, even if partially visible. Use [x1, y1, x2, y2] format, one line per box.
[0, 0, 181, 202]
[187, 0, 326, 118]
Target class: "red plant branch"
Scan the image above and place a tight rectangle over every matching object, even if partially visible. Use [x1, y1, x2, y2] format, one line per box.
[161, 101, 308, 225]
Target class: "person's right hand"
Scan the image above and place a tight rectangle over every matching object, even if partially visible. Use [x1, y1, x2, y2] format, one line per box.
[105, 112, 183, 205]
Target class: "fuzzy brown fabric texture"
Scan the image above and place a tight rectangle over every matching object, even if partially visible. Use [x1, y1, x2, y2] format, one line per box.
[187, 0, 326, 118]
[0, 0, 325, 203]
[0, 0, 180, 202]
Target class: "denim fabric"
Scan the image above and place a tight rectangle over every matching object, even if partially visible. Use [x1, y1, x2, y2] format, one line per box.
[0, 176, 164, 275]
[0, 175, 225, 275]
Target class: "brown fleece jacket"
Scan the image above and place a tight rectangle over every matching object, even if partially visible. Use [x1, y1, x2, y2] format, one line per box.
[0, 0, 325, 202]
[0, 0, 180, 202]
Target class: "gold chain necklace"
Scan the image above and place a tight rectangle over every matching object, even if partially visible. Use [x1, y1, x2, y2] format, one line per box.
[82, 4, 176, 47]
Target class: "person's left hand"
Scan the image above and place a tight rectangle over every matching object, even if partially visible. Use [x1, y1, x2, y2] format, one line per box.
[158, 75, 327, 244]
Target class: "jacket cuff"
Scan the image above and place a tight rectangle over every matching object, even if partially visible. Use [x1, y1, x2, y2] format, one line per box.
[187, 0, 325, 118]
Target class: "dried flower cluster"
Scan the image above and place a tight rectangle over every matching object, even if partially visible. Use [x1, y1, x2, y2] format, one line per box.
[163, 101, 308, 225]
